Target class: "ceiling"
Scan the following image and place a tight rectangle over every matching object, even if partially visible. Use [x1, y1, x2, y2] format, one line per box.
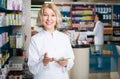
[31, 0, 120, 6]
[31, 0, 51, 5]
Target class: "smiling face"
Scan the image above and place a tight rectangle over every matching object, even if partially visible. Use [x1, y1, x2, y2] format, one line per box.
[37, 4, 62, 31]
[42, 8, 57, 32]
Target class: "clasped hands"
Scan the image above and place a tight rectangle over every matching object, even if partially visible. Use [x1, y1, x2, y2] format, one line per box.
[43, 52, 68, 67]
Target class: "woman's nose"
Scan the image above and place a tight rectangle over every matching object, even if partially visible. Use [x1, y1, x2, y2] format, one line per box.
[47, 15, 52, 20]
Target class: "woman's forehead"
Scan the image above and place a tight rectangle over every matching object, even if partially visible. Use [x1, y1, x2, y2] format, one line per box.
[43, 8, 55, 14]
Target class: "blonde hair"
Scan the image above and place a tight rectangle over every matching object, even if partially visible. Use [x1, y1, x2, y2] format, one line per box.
[37, 3, 62, 29]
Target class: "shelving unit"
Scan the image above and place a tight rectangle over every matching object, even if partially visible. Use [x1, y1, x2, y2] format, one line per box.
[57, 4, 71, 29]
[0, 7, 14, 68]
[0, 0, 31, 78]
[56, 2, 120, 47]
[71, 4, 94, 30]
[112, 5, 120, 44]
[0, 8, 23, 78]
[0, 26, 12, 68]
[0, 5, 24, 66]
[95, 4, 112, 27]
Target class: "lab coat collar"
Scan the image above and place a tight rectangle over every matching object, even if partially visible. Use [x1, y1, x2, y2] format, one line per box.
[42, 29, 58, 38]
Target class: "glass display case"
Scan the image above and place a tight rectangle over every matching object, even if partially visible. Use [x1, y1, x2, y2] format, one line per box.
[89, 44, 120, 73]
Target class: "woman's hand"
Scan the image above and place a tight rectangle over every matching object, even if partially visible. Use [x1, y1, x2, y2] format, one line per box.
[43, 52, 55, 66]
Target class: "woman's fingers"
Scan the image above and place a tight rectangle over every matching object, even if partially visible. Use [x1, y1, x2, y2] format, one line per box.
[44, 52, 48, 58]
[43, 53, 55, 66]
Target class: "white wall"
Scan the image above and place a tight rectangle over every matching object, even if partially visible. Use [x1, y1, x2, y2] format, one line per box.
[13, 0, 31, 56]
[23, 0, 31, 55]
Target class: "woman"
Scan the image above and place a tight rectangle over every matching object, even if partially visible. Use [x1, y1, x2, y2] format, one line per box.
[93, 13, 104, 53]
[28, 3, 74, 79]
[93, 13, 104, 68]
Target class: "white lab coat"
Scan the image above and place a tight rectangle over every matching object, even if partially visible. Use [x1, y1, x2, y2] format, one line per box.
[93, 21, 104, 51]
[93, 21, 104, 45]
[93, 21, 104, 68]
[28, 29, 74, 79]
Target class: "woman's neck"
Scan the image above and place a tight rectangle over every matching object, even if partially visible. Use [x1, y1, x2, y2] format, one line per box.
[44, 28, 55, 34]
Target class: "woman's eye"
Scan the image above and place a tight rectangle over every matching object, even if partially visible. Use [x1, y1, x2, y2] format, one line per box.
[52, 15, 55, 17]
[43, 14, 48, 16]
[43, 14, 56, 17]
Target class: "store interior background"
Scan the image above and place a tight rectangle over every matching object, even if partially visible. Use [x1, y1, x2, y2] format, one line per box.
[1, 0, 120, 79]
[30, 0, 120, 79]
[31, 0, 120, 32]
